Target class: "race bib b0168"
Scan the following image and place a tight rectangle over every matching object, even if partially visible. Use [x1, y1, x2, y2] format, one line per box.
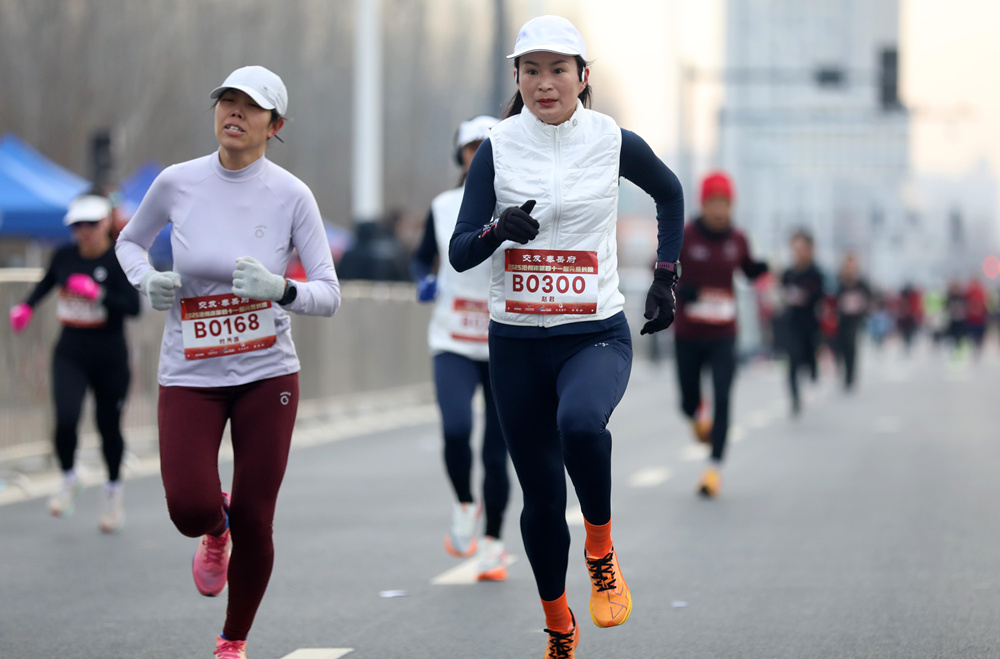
[180, 294, 276, 360]
[504, 249, 598, 315]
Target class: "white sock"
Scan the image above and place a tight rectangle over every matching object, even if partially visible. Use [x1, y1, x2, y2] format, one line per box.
[104, 481, 123, 495]
[63, 470, 78, 484]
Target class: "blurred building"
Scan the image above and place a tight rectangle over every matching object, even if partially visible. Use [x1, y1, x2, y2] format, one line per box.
[719, 0, 912, 286]
[911, 159, 1000, 284]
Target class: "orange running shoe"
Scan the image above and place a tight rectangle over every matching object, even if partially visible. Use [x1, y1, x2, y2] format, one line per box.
[585, 548, 632, 628]
[698, 468, 721, 498]
[444, 502, 479, 558]
[543, 610, 579, 658]
[475, 537, 508, 581]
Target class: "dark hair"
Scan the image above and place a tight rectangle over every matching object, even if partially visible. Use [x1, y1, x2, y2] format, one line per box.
[503, 55, 592, 119]
[791, 229, 814, 246]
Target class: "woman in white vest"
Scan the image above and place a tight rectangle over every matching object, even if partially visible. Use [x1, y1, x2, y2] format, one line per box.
[410, 116, 511, 581]
[449, 16, 684, 659]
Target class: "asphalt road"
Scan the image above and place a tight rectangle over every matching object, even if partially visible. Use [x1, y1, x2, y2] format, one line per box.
[2, 339, 999, 658]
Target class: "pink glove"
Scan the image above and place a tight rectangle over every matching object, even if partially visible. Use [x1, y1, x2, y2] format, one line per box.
[9, 304, 32, 333]
[66, 273, 102, 300]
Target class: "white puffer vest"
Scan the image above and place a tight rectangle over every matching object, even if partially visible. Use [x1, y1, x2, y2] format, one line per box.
[489, 101, 623, 328]
[428, 186, 491, 360]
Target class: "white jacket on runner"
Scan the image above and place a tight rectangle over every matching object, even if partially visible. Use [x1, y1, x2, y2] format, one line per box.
[488, 101, 623, 328]
[428, 186, 492, 361]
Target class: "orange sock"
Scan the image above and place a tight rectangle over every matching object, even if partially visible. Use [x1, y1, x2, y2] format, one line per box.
[541, 592, 574, 633]
[584, 518, 613, 558]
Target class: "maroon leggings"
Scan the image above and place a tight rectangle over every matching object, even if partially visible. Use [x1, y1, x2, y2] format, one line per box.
[158, 372, 299, 641]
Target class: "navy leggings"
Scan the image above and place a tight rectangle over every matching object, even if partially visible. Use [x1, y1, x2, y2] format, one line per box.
[489, 322, 632, 601]
[432, 352, 509, 539]
[675, 337, 736, 463]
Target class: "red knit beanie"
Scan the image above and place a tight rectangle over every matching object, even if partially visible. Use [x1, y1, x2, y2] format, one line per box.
[700, 171, 734, 205]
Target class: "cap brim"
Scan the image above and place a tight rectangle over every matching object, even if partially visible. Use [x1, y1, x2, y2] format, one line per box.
[209, 84, 277, 111]
[506, 45, 583, 59]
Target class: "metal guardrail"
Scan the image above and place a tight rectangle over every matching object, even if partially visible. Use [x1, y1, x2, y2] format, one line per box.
[1, 274, 432, 462]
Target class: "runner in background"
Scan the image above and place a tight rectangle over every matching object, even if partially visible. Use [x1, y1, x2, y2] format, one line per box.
[780, 230, 825, 416]
[411, 115, 511, 581]
[896, 283, 923, 353]
[9, 193, 140, 531]
[673, 172, 768, 498]
[944, 279, 968, 354]
[450, 16, 684, 657]
[965, 278, 988, 357]
[115, 66, 340, 659]
[834, 253, 871, 391]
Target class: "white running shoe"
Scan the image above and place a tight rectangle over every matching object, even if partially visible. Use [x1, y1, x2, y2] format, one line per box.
[444, 502, 479, 557]
[49, 474, 83, 517]
[99, 482, 125, 533]
[476, 537, 508, 581]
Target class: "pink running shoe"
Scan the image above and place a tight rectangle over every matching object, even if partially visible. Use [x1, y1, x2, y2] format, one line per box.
[214, 635, 247, 658]
[193, 493, 231, 597]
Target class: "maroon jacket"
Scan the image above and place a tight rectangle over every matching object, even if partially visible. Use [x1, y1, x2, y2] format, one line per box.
[674, 218, 767, 341]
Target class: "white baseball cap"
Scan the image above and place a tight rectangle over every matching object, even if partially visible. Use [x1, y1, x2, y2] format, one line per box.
[456, 116, 499, 150]
[64, 195, 111, 226]
[507, 15, 587, 60]
[210, 65, 288, 117]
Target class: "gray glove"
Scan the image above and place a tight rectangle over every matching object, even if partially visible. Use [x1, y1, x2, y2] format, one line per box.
[232, 256, 286, 302]
[141, 270, 182, 311]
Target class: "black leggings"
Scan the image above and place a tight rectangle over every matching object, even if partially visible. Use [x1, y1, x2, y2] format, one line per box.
[432, 352, 509, 539]
[786, 327, 818, 406]
[489, 322, 632, 601]
[52, 332, 130, 482]
[674, 337, 736, 462]
[836, 321, 860, 389]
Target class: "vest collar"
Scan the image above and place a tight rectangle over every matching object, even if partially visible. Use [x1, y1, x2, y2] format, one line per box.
[517, 99, 586, 141]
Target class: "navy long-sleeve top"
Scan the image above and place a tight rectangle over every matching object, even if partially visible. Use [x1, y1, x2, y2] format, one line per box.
[448, 128, 684, 337]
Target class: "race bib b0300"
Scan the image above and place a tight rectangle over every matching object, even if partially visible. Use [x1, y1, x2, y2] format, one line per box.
[180, 294, 276, 360]
[504, 249, 598, 315]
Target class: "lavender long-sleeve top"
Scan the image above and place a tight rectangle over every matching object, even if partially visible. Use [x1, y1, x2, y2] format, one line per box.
[116, 151, 340, 387]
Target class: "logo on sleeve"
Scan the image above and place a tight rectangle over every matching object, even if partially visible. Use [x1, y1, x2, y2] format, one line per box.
[255, 225, 267, 238]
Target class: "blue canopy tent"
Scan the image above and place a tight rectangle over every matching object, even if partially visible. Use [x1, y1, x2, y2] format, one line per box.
[0, 134, 90, 241]
[119, 161, 173, 269]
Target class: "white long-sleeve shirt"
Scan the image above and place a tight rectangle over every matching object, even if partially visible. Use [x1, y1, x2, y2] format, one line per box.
[116, 151, 340, 387]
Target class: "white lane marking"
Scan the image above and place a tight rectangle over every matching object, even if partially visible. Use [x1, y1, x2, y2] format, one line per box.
[627, 466, 672, 488]
[565, 505, 584, 527]
[431, 555, 519, 585]
[730, 425, 746, 444]
[279, 650, 354, 659]
[679, 444, 710, 462]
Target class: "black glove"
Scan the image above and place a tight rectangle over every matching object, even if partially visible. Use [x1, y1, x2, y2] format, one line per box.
[676, 281, 699, 303]
[641, 269, 677, 335]
[744, 260, 769, 279]
[494, 200, 538, 244]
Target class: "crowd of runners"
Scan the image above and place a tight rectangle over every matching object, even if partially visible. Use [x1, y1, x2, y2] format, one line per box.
[6, 13, 999, 659]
